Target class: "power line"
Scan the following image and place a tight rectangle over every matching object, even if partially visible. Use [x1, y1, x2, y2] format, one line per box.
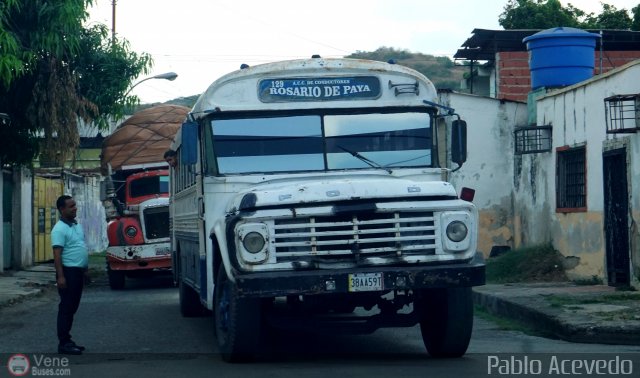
[216, 1, 351, 54]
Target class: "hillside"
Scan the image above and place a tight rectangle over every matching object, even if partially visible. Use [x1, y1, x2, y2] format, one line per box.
[346, 47, 465, 90]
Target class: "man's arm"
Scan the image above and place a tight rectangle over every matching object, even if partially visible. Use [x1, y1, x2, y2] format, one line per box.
[53, 247, 67, 289]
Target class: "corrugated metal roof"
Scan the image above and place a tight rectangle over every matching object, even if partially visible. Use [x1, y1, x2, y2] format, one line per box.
[454, 29, 640, 61]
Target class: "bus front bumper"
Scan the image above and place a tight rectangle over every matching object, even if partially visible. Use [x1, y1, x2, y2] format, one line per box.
[234, 261, 485, 298]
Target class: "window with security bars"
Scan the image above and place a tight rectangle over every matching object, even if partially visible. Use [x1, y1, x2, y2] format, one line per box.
[556, 147, 586, 211]
[514, 126, 552, 154]
[604, 94, 640, 134]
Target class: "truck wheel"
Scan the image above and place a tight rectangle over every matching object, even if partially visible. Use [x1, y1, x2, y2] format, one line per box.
[214, 264, 260, 362]
[107, 267, 125, 290]
[179, 278, 204, 317]
[417, 287, 473, 358]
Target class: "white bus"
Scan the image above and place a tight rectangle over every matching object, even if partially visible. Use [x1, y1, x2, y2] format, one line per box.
[171, 57, 484, 361]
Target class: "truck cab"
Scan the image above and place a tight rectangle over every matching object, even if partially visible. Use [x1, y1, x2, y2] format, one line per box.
[105, 169, 171, 289]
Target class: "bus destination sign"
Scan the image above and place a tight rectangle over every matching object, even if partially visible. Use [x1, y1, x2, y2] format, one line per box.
[259, 76, 381, 102]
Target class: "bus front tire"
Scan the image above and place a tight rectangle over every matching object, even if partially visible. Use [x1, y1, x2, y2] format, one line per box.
[417, 287, 473, 358]
[214, 264, 260, 362]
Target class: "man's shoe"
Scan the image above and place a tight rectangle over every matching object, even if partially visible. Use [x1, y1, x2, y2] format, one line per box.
[69, 340, 85, 351]
[58, 343, 82, 355]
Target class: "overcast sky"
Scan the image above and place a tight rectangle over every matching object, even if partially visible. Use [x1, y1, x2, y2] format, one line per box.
[87, 0, 639, 103]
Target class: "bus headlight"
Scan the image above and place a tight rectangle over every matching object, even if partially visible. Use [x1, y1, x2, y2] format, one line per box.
[440, 211, 474, 254]
[237, 223, 269, 264]
[446, 221, 468, 242]
[243, 232, 266, 253]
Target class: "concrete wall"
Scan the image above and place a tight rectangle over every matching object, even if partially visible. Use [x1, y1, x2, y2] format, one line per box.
[64, 173, 108, 253]
[12, 167, 33, 268]
[0, 168, 3, 271]
[439, 91, 528, 256]
[629, 135, 640, 282]
[515, 60, 640, 284]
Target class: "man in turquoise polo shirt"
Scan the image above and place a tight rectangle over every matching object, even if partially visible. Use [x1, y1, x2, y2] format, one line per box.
[52, 195, 89, 355]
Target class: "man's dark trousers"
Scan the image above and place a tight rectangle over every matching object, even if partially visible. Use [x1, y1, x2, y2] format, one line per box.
[57, 266, 85, 345]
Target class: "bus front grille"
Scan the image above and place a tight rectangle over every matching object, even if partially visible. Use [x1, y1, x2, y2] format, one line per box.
[273, 211, 436, 261]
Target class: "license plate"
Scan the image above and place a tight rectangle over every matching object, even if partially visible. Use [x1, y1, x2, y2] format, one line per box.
[348, 273, 383, 292]
[155, 247, 170, 256]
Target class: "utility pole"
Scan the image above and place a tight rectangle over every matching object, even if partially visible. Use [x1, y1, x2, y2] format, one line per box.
[111, 0, 117, 43]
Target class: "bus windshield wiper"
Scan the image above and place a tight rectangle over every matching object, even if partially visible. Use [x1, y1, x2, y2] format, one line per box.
[337, 146, 392, 174]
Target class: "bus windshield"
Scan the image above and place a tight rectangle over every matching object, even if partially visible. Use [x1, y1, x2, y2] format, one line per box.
[211, 112, 432, 174]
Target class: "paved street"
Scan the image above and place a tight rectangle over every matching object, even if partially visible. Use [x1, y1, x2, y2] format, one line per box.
[2, 276, 640, 378]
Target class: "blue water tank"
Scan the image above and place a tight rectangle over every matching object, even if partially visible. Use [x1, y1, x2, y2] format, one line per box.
[523, 27, 601, 89]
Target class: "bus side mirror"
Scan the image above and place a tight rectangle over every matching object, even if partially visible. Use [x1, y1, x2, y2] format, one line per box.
[451, 120, 467, 165]
[181, 121, 198, 165]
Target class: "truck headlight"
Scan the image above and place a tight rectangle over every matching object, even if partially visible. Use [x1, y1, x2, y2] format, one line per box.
[237, 223, 269, 264]
[446, 221, 468, 242]
[125, 226, 138, 238]
[242, 232, 266, 253]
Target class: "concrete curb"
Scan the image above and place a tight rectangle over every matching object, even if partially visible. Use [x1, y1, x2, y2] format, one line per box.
[0, 265, 56, 308]
[473, 285, 640, 346]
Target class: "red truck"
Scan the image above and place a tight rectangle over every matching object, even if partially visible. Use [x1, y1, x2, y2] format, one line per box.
[103, 167, 171, 289]
[100, 105, 187, 289]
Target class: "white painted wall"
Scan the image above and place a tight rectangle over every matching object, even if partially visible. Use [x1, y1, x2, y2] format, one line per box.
[515, 60, 640, 282]
[64, 173, 108, 253]
[14, 167, 33, 268]
[439, 92, 528, 255]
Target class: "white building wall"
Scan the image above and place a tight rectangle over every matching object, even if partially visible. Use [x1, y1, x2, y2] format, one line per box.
[13, 167, 33, 268]
[439, 92, 528, 256]
[516, 60, 640, 283]
[64, 173, 108, 253]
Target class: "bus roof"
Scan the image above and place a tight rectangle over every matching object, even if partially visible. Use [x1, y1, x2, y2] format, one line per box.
[190, 58, 438, 119]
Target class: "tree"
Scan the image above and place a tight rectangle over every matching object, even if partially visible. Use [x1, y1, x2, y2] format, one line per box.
[74, 24, 152, 129]
[631, 4, 640, 30]
[583, 4, 633, 29]
[499, 0, 581, 29]
[0, 0, 24, 87]
[499, 0, 638, 30]
[0, 0, 152, 166]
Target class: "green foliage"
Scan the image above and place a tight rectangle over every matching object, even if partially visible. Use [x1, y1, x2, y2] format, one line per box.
[485, 244, 567, 283]
[499, 0, 580, 29]
[346, 47, 463, 90]
[499, 0, 638, 30]
[349, 46, 415, 62]
[0, 0, 26, 87]
[633, 5, 640, 31]
[0, 0, 152, 166]
[73, 24, 152, 128]
[572, 275, 604, 285]
[582, 4, 633, 29]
